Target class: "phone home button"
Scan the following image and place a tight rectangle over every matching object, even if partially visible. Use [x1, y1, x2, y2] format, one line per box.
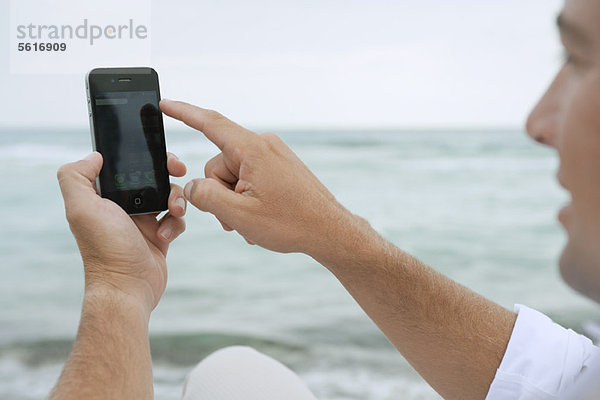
[133, 194, 144, 208]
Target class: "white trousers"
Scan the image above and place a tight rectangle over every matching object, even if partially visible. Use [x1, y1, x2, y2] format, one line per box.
[181, 346, 318, 400]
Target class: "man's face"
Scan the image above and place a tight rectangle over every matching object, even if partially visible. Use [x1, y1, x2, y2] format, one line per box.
[527, 0, 600, 302]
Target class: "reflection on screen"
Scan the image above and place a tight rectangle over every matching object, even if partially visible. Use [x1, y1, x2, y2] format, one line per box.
[93, 90, 161, 192]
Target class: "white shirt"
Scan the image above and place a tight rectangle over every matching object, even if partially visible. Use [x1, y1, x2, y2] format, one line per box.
[486, 304, 600, 400]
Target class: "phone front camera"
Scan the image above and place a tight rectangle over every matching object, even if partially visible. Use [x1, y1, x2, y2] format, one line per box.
[111, 79, 115, 83]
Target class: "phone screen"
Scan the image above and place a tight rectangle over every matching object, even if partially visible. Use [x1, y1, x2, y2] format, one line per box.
[93, 90, 161, 192]
[87, 67, 169, 214]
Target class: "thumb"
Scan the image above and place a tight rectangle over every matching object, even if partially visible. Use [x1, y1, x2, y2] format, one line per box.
[184, 178, 247, 223]
[57, 152, 103, 202]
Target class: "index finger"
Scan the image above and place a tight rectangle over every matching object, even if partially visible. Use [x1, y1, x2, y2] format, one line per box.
[160, 99, 256, 151]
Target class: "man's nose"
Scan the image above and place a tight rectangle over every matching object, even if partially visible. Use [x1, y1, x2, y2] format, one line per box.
[526, 105, 557, 147]
[525, 71, 564, 148]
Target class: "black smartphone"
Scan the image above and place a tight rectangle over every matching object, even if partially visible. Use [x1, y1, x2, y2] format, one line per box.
[86, 67, 170, 215]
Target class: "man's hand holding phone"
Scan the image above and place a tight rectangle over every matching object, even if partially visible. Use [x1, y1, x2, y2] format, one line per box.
[57, 151, 187, 314]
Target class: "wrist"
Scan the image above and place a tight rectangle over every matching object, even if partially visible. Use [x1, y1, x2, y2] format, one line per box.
[308, 207, 389, 273]
[83, 281, 153, 322]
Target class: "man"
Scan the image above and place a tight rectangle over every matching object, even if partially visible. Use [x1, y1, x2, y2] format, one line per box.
[50, 0, 600, 398]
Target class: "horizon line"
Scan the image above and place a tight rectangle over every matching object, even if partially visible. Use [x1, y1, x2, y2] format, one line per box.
[0, 124, 525, 133]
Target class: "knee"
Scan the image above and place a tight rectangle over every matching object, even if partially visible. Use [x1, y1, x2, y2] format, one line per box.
[199, 345, 264, 369]
[182, 346, 317, 400]
[183, 346, 270, 396]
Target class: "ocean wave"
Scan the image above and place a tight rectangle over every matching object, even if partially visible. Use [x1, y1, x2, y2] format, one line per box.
[0, 331, 302, 367]
[0, 338, 438, 400]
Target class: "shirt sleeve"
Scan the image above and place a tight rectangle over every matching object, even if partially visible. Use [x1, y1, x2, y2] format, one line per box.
[485, 304, 600, 400]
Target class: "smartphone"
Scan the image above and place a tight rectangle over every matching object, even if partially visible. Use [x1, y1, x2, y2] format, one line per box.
[86, 67, 170, 215]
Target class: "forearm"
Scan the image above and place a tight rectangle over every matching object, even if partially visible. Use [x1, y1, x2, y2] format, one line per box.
[310, 211, 517, 400]
[49, 287, 153, 400]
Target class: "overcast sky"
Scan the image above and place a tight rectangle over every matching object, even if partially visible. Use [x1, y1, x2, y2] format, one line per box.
[1, 0, 564, 130]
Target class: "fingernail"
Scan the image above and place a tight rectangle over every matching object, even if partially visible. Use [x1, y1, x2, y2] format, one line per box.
[84, 152, 96, 161]
[175, 197, 186, 211]
[160, 226, 173, 240]
[161, 98, 173, 104]
[184, 181, 194, 200]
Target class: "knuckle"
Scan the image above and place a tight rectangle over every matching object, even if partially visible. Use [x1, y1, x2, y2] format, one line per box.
[170, 184, 183, 198]
[230, 145, 245, 162]
[204, 157, 216, 178]
[194, 108, 227, 136]
[189, 179, 212, 209]
[56, 161, 86, 187]
[203, 109, 227, 131]
[261, 132, 280, 143]
[260, 132, 285, 154]
[56, 164, 72, 181]
[204, 109, 224, 122]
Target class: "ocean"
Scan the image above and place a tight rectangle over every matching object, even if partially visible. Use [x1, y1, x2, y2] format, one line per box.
[1, 127, 599, 400]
